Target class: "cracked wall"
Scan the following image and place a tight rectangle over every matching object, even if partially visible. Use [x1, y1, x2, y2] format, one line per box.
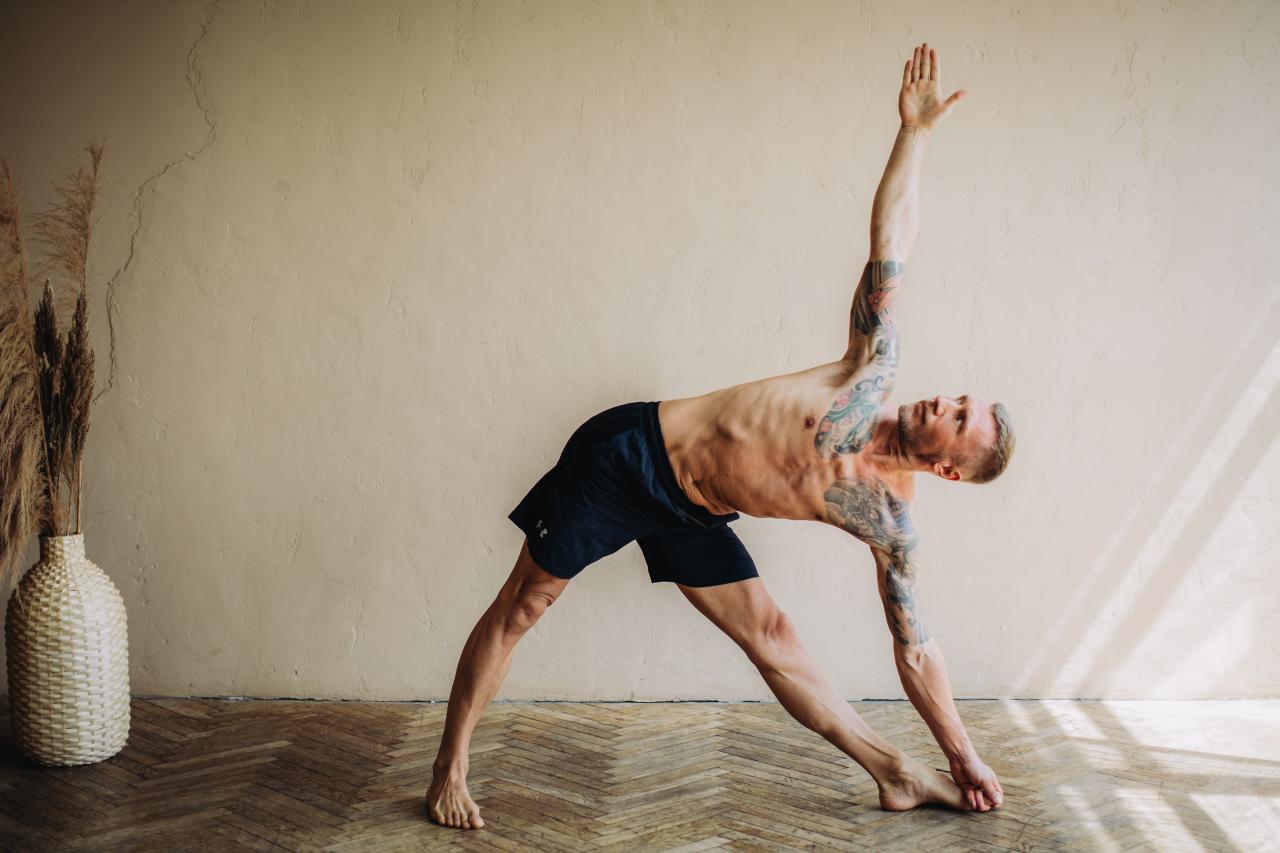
[0, 1, 1277, 700]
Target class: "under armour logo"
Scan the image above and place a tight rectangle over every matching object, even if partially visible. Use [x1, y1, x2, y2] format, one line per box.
[535, 519, 549, 538]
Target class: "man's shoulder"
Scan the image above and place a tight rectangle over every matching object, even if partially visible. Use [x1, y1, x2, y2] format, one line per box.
[822, 472, 917, 550]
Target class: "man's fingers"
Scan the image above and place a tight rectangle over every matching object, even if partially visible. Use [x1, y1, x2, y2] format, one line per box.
[965, 788, 978, 810]
[929, 47, 938, 81]
[912, 45, 921, 81]
[920, 42, 930, 79]
[903, 59, 911, 86]
[944, 89, 968, 107]
[984, 779, 1002, 807]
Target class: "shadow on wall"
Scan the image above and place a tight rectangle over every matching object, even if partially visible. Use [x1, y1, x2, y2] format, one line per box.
[1010, 293, 1280, 698]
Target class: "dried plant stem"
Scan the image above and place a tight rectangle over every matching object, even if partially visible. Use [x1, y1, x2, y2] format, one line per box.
[0, 140, 104, 585]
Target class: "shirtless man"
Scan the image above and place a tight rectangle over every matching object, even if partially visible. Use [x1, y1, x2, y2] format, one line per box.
[428, 43, 1014, 830]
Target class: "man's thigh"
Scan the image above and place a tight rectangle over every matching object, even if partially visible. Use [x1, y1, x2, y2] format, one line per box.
[676, 575, 779, 650]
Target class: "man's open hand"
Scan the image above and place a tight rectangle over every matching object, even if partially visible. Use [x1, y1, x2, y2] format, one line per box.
[899, 42, 968, 130]
[948, 751, 1004, 812]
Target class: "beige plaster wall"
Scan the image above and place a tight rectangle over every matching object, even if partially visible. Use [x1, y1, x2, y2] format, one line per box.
[1, 0, 1276, 701]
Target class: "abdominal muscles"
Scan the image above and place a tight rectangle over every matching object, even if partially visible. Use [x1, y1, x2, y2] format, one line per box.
[676, 360, 861, 520]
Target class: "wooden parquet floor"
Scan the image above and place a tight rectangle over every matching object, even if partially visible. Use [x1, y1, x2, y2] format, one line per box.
[1, 699, 1278, 851]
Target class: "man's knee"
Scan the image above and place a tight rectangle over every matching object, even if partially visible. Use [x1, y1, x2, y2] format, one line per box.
[743, 606, 799, 671]
[499, 585, 560, 636]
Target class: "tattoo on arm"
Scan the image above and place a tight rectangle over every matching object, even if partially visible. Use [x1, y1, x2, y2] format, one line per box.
[824, 479, 928, 647]
[818, 270, 901, 458]
[881, 550, 928, 647]
[850, 260, 904, 336]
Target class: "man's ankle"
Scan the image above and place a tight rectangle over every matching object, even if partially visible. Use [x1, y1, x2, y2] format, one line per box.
[873, 750, 912, 784]
[432, 755, 468, 775]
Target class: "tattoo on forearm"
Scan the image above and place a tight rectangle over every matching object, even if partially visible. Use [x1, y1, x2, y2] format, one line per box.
[824, 478, 928, 646]
[816, 263, 903, 458]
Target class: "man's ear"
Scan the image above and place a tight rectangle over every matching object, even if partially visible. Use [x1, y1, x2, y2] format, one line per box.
[932, 460, 962, 481]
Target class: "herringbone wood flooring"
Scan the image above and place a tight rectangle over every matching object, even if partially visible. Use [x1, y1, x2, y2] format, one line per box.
[1, 699, 1277, 851]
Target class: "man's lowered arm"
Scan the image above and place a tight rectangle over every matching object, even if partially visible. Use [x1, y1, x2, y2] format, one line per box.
[824, 478, 1003, 810]
[868, 544, 974, 760]
[868, 542, 1002, 811]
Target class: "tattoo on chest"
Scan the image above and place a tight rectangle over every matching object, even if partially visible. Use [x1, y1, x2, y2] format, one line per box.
[824, 478, 927, 646]
[815, 333, 898, 457]
[814, 261, 903, 458]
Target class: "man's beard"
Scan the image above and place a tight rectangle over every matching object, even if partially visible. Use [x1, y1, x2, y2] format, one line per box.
[897, 402, 936, 465]
[897, 403, 918, 454]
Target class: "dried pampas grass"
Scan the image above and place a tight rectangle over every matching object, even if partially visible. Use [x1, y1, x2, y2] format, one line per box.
[0, 142, 103, 591]
[0, 160, 52, 592]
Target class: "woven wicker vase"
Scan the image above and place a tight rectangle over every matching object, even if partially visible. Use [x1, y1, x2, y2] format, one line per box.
[5, 533, 130, 766]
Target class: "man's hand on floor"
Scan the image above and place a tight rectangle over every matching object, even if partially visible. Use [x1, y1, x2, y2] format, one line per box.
[948, 751, 1004, 811]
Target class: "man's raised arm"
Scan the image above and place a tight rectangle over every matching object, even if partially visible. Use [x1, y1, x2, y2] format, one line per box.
[845, 43, 966, 361]
[872, 42, 967, 259]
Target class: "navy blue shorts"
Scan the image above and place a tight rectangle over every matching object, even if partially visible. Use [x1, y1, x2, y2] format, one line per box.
[508, 401, 759, 587]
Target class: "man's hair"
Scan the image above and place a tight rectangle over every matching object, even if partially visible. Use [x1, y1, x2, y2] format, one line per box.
[964, 402, 1015, 484]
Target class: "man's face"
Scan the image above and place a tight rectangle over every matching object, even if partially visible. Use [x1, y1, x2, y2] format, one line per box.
[897, 394, 996, 477]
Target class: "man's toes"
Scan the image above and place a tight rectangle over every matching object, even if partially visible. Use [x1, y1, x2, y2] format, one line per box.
[469, 810, 485, 829]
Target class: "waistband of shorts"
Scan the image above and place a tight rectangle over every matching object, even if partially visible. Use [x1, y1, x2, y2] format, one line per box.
[640, 400, 739, 525]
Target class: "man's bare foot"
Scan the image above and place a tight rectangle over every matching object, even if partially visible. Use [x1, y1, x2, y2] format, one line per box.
[877, 756, 969, 812]
[426, 762, 484, 830]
